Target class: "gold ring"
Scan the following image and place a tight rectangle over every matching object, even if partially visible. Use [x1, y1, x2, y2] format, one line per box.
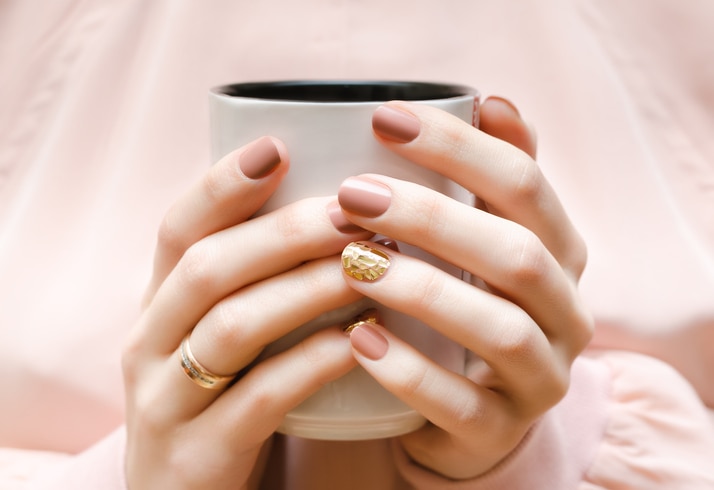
[179, 334, 234, 390]
[343, 308, 380, 334]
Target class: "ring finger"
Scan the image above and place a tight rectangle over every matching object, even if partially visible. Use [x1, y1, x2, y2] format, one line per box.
[340, 242, 567, 408]
[146, 136, 290, 303]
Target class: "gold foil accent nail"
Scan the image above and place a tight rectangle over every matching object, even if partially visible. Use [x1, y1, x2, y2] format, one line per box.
[343, 308, 380, 334]
[342, 242, 391, 281]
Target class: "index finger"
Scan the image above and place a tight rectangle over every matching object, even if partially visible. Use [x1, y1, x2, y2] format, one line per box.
[145, 136, 289, 304]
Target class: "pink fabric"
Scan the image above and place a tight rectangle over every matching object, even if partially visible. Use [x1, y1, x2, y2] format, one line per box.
[25, 429, 127, 490]
[393, 357, 611, 490]
[1, 0, 713, 488]
[583, 351, 714, 488]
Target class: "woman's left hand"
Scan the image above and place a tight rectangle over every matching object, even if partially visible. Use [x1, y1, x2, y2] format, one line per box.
[337, 98, 593, 479]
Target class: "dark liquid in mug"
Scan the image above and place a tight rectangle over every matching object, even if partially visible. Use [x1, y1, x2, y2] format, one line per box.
[214, 80, 476, 103]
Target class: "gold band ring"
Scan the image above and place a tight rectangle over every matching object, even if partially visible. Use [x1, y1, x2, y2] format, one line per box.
[343, 308, 380, 334]
[179, 334, 234, 390]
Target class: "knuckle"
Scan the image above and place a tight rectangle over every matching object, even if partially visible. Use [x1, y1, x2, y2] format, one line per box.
[491, 313, 540, 364]
[548, 365, 571, 403]
[296, 330, 356, 388]
[121, 322, 155, 389]
[243, 380, 280, 417]
[200, 164, 232, 206]
[174, 240, 220, 294]
[527, 362, 571, 415]
[504, 227, 550, 288]
[298, 333, 329, 367]
[132, 387, 173, 436]
[156, 211, 189, 260]
[510, 157, 543, 205]
[296, 260, 334, 295]
[568, 232, 589, 279]
[448, 396, 489, 432]
[407, 267, 448, 316]
[295, 338, 343, 389]
[399, 362, 431, 399]
[444, 118, 477, 158]
[120, 335, 143, 387]
[571, 308, 595, 355]
[410, 191, 449, 238]
[274, 199, 319, 245]
[206, 300, 247, 350]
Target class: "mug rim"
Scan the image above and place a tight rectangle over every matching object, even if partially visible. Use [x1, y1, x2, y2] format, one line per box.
[211, 80, 477, 103]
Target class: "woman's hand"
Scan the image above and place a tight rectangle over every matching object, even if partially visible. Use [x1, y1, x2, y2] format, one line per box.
[121, 137, 372, 489]
[338, 98, 593, 479]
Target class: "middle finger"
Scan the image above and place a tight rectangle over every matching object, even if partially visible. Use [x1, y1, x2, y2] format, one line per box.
[338, 177, 592, 353]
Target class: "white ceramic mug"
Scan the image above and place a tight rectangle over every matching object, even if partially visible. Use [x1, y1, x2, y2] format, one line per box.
[209, 80, 478, 440]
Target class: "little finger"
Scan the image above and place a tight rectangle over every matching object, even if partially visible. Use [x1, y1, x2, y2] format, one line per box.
[346, 320, 524, 479]
[134, 197, 371, 356]
[200, 326, 357, 448]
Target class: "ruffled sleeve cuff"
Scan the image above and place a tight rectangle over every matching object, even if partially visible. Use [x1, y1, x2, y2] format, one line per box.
[393, 356, 611, 490]
[395, 351, 714, 489]
[581, 351, 714, 489]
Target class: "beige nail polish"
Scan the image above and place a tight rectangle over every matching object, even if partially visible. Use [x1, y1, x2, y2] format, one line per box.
[239, 136, 281, 179]
[372, 105, 421, 143]
[342, 242, 390, 281]
[327, 200, 367, 234]
[338, 176, 392, 218]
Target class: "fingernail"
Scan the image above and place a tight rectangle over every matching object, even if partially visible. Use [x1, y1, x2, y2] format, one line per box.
[342, 308, 380, 334]
[350, 322, 389, 360]
[375, 238, 400, 252]
[342, 242, 390, 281]
[338, 176, 391, 218]
[239, 137, 281, 179]
[489, 96, 521, 120]
[372, 105, 421, 143]
[327, 201, 367, 234]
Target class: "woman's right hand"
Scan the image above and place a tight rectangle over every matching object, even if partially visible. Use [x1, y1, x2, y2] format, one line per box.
[121, 137, 371, 489]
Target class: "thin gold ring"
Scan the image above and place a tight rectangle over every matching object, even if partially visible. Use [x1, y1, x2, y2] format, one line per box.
[179, 334, 234, 390]
[343, 308, 380, 334]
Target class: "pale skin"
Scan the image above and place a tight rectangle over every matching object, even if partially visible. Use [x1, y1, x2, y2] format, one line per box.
[122, 97, 593, 488]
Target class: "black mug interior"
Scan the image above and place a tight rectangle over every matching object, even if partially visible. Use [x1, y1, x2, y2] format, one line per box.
[213, 80, 475, 103]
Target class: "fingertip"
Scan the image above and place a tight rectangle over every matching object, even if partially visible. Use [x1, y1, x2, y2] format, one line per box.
[372, 104, 421, 143]
[349, 322, 389, 361]
[239, 136, 290, 180]
[375, 238, 400, 252]
[524, 121, 538, 158]
[483, 96, 521, 118]
[480, 96, 537, 158]
[341, 241, 392, 282]
[266, 136, 291, 168]
[327, 200, 370, 234]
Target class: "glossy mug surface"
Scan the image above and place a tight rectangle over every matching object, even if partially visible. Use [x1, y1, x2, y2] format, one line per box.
[209, 80, 478, 440]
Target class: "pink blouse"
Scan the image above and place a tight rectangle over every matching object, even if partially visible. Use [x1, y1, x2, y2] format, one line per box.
[1, 0, 713, 488]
